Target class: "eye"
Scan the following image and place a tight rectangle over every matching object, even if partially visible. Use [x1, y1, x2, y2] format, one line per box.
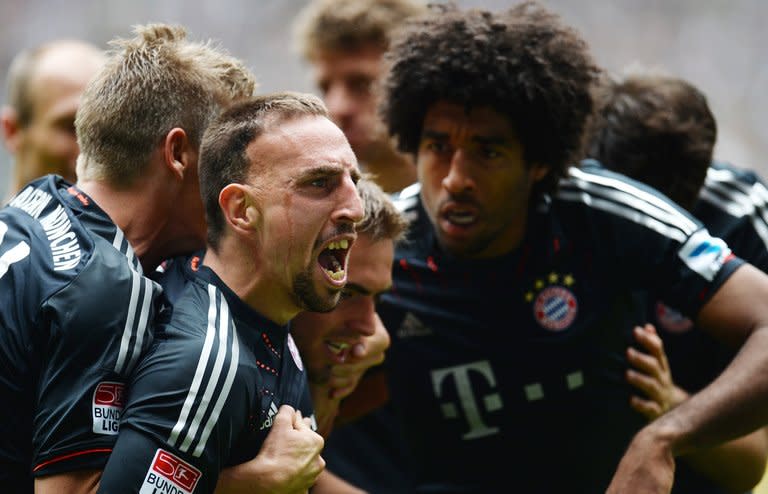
[310, 177, 329, 188]
[348, 77, 373, 96]
[425, 140, 450, 154]
[481, 146, 501, 159]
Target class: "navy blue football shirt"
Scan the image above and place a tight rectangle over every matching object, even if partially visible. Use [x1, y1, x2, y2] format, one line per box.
[97, 254, 315, 494]
[377, 161, 743, 492]
[0, 175, 160, 492]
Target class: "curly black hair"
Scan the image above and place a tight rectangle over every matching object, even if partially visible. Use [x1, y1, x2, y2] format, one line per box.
[381, 1, 601, 195]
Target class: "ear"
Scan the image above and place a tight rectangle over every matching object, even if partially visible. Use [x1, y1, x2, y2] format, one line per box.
[219, 183, 259, 235]
[163, 127, 195, 181]
[529, 163, 550, 183]
[1, 106, 23, 154]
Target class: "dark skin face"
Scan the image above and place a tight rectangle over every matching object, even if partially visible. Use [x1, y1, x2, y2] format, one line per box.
[417, 101, 549, 259]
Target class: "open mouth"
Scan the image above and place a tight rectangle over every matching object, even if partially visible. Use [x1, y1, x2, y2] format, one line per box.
[318, 238, 351, 283]
[326, 340, 351, 360]
[445, 210, 477, 225]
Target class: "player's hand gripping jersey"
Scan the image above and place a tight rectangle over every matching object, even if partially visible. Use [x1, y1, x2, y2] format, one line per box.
[0, 175, 160, 492]
[378, 161, 743, 492]
[97, 254, 315, 494]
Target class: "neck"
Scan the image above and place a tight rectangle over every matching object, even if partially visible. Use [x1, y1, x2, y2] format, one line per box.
[203, 238, 300, 326]
[78, 177, 171, 272]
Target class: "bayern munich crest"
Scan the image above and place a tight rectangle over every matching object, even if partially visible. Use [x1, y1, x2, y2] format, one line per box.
[286, 334, 304, 371]
[525, 272, 578, 332]
[533, 286, 578, 331]
[655, 301, 693, 333]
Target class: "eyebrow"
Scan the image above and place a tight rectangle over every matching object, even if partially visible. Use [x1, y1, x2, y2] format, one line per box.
[421, 130, 509, 147]
[300, 163, 360, 182]
[344, 282, 393, 298]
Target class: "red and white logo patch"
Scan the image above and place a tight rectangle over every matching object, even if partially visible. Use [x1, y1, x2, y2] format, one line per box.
[92, 381, 124, 435]
[533, 286, 578, 331]
[655, 301, 693, 333]
[140, 449, 202, 494]
[286, 334, 303, 371]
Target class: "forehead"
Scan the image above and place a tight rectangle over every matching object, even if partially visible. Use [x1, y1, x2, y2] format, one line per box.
[313, 45, 384, 79]
[347, 234, 394, 292]
[422, 100, 517, 138]
[29, 46, 104, 114]
[246, 114, 358, 176]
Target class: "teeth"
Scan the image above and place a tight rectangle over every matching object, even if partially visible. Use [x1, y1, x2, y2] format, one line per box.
[326, 239, 349, 250]
[327, 341, 350, 353]
[323, 268, 346, 281]
[448, 212, 475, 225]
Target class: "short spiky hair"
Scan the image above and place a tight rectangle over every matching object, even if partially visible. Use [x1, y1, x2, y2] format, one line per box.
[199, 92, 329, 250]
[75, 24, 256, 186]
[382, 1, 600, 196]
[587, 67, 716, 211]
[293, 0, 426, 60]
[356, 177, 409, 243]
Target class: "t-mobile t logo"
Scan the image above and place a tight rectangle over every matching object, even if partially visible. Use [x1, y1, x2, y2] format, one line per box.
[431, 360, 502, 440]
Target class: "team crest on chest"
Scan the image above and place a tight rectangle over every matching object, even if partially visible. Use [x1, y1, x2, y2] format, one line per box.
[525, 272, 578, 331]
[655, 301, 693, 333]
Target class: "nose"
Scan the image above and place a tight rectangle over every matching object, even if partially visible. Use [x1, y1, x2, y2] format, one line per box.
[346, 297, 377, 337]
[442, 149, 476, 195]
[324, 83, 356, 124]
[334, 174, 365, 225]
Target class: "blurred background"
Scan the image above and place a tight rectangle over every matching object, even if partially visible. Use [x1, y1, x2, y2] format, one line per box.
[1, 0, 766, 198]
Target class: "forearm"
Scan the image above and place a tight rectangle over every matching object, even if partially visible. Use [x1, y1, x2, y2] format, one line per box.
[35, 469, 101, 494]
[681, 427, 768, 493]
[652, 326, 768, 456]
[310, 470, 367, 494]
[216, 461, 280, 494]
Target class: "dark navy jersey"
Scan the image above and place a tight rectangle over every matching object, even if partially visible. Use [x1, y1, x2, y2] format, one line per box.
[647, 161, 768, 494]
[0, 175, 160, 491]
[98, 254, 315, 494]
[377, 161, 743, 493]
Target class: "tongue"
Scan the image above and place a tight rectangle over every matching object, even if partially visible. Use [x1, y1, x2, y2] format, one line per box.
[318, 250, 342, 272]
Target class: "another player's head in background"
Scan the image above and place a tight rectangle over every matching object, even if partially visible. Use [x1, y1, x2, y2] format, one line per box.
[381, 1, 600, 258]
[74, 24, 256, 269]
[1, 40, 105, 194]
[294, 0, 425, 192]
[587, 66, 717, 211]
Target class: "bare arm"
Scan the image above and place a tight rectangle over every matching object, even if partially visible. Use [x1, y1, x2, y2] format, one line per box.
[626, 323, 768, 493]
[311, 470, 368, 494]
[608, 264, 768, 493]
[35, 469, 101, 494]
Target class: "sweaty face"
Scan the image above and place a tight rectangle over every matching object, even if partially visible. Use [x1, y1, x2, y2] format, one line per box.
[15, 46, 104, 185]
[417, 101, 548, 259]
[291, 233, 394, 383]
[246, 115, 364, 315]
[313, 46, 386, 161]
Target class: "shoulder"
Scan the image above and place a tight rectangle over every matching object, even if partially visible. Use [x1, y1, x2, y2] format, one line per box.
[1, 178, 97, 291]
[698, 161, 768, 213]
[556, 160, 701, 242]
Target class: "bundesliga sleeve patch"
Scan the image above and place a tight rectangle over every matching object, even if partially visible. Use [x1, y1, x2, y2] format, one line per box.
[92, 381, 124, 435]
[140, 449, 202, 494]
[678, 229, 732, 282]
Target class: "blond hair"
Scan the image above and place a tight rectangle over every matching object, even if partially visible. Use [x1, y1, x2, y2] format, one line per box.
[293, 0, 426, 60]
[356, 177, 408, 243]
[75, 24, 256, 186]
